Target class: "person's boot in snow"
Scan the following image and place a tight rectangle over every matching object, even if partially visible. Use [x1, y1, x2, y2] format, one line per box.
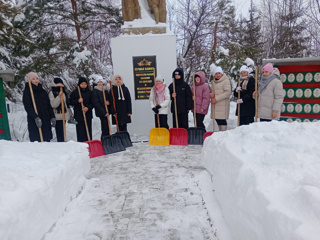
[68, 115, 78, 124]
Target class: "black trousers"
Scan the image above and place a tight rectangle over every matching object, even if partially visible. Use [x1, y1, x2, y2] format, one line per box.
[240, 116, 254, 126]
[55, 120, 65, 142]
[119, 124, 127, 132]
[76, 118, 92, 142]
[260, 118, 272, 122]
[154, 114, 169, 129]
[172, 112, 188, 130]
[99, 116, 110, 140]
[215, 119, 227, 126]
[195, 113, 205, 129]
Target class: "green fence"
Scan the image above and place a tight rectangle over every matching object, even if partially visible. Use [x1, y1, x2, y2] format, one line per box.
[0, 78, 11, 140]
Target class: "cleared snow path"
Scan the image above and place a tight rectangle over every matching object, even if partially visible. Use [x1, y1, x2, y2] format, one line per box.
[44, 143, 222, 240]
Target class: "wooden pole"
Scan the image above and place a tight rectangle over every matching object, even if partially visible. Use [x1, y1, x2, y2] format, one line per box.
[110, 81, 120, 132]
[153, 68, 160, 128]
[28, 80, 43, 142]
[237, 77, 241, 127]
[102, 85, 112, 135]
[77, 86, 91, 141]
[255, 66, 258, 122]
[172, 77, 179, 128]
[60, 87, 66, 142]
[193, 74, 197, 127]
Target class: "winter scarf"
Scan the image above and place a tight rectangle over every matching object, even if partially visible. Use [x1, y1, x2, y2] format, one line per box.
[51, 86, 69, 113]
[240, 76, 249, 90]
[154, 83, 166, 103]
[259, 73, 277, 93]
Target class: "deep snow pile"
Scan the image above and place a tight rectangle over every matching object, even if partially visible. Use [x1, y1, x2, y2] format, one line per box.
[202, 121, 320, 240]
[0, 141, 91, 240]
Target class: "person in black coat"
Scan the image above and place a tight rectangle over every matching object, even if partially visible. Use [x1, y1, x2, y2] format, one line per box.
[168, 68, 193, 129]
[70, 77, 93, 142]
[234, 65, 256, 125]
[23, 72, 55, 142]
[110, 74, 132, 132]
[91, 77, 113, 140]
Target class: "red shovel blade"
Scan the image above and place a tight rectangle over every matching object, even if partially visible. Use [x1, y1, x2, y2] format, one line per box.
[203, 131, 214, 142]
[169, 128, 188, 145]
[85, 140, 105, 158]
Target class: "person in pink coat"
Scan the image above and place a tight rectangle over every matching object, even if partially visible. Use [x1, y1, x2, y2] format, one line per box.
[191, 71, 211, 130]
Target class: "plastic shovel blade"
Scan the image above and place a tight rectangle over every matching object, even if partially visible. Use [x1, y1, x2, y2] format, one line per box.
[169, 128, 188, 145]
[203, 131, 214, 142]
[114, 131, 132, 148]
[102, 135, 126, 155]
[85, 140, 105, 158]
[188, 127, 206, 145]
[149, 128, 170, 145]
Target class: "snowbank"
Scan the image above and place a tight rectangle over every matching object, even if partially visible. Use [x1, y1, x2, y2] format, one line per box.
[202, 121, 320, 240]
[0, 141, 91, 240]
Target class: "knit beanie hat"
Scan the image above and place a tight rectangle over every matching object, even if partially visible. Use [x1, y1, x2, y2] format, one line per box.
[94, 76, 105, 84]
[172, 68, 184, 79]
[27, 72, 39, 80]
[240, 65, 249, 73]
[262, 63, 274, 73]
[78, 77, 87, 86]
[54, 77, 63, 85]
[214, 66, 223, 75]
[155, 75, 164, 82]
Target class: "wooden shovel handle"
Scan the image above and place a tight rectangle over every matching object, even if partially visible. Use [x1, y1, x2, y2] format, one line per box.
[60, 87, 66, 142]
[77, 86, 91, 141]
[28, 79, 43, 142]
[102, 85, 112, 135]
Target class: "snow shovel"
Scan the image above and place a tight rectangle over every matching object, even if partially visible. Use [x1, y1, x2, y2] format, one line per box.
[149, 69, 170, 145]
[169, 77, 188, 146]
[255, 66, 258, 122]
[237, 77, 241, 127]
[110, 81, 133, 148]
[60, 87, 66, 142]
[188, 74, 206, 145]
[78, 87, 105, 158]
[101, 85, 125, 155]
[28, 79, 43, 142]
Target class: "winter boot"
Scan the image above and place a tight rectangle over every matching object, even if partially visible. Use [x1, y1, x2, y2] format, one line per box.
[68, 115, 78, 125]
[218, 125, 227, 131]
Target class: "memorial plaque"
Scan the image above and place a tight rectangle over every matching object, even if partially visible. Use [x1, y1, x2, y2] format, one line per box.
[132, 56, 156, 100]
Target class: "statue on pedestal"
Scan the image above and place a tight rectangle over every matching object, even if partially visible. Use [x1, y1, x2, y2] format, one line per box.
[147, 0, 166, 23]
[122, 0, 141, 22]
[122, 0, 166, 24]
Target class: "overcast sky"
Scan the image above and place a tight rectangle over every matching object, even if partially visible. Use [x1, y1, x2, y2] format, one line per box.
[233, 0, 260, 18]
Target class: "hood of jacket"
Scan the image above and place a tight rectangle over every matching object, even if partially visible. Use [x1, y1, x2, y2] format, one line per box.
[172, 68, 184, 85]
[112, 74, 124, 85]
[194, 71, 206, 86]
[214, 73, 228, 83]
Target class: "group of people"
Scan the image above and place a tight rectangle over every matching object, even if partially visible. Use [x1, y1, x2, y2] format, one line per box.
[23, 73, 132, 142]
[22, 62, 284, 142]
[149, 63, 284, 131]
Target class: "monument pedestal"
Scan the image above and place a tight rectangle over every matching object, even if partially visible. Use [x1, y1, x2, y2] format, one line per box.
[111, 33, 176, 138]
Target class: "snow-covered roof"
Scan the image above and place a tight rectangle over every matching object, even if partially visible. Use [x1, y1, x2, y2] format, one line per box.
[263, 57, 320, 66]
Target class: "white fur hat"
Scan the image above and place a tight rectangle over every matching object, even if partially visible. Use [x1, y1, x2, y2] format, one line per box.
[155, 75, 164, 82]
[214, 66, 223, 75]
[240, 65, 249, 73]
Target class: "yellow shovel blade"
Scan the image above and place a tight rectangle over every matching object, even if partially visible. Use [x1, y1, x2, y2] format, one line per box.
[149, 128, 170, 146]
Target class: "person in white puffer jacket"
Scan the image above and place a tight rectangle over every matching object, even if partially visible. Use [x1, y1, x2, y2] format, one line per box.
[253, 63, 284, 121]
[149, 75, 170, 129]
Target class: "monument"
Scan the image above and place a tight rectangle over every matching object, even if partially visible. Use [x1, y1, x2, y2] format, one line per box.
[111, 0, 176, 138]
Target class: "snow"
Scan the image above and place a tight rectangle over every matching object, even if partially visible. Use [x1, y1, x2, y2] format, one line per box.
[202, 120, 320, 240]
[218, 46, 230, 56]
[72, 47, 91, 68]
[244, 57, 255, 67]
[0, 141, 91, 240]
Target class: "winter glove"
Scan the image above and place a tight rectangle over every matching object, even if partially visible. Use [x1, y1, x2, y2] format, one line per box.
[236, 86, 242, 92]
[35, 117, 42, 128]
[237, 99, 243, 104]
[51, 118, 56, 128]
[155, 105, 161, 109]
[152, 107, 159, 114]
